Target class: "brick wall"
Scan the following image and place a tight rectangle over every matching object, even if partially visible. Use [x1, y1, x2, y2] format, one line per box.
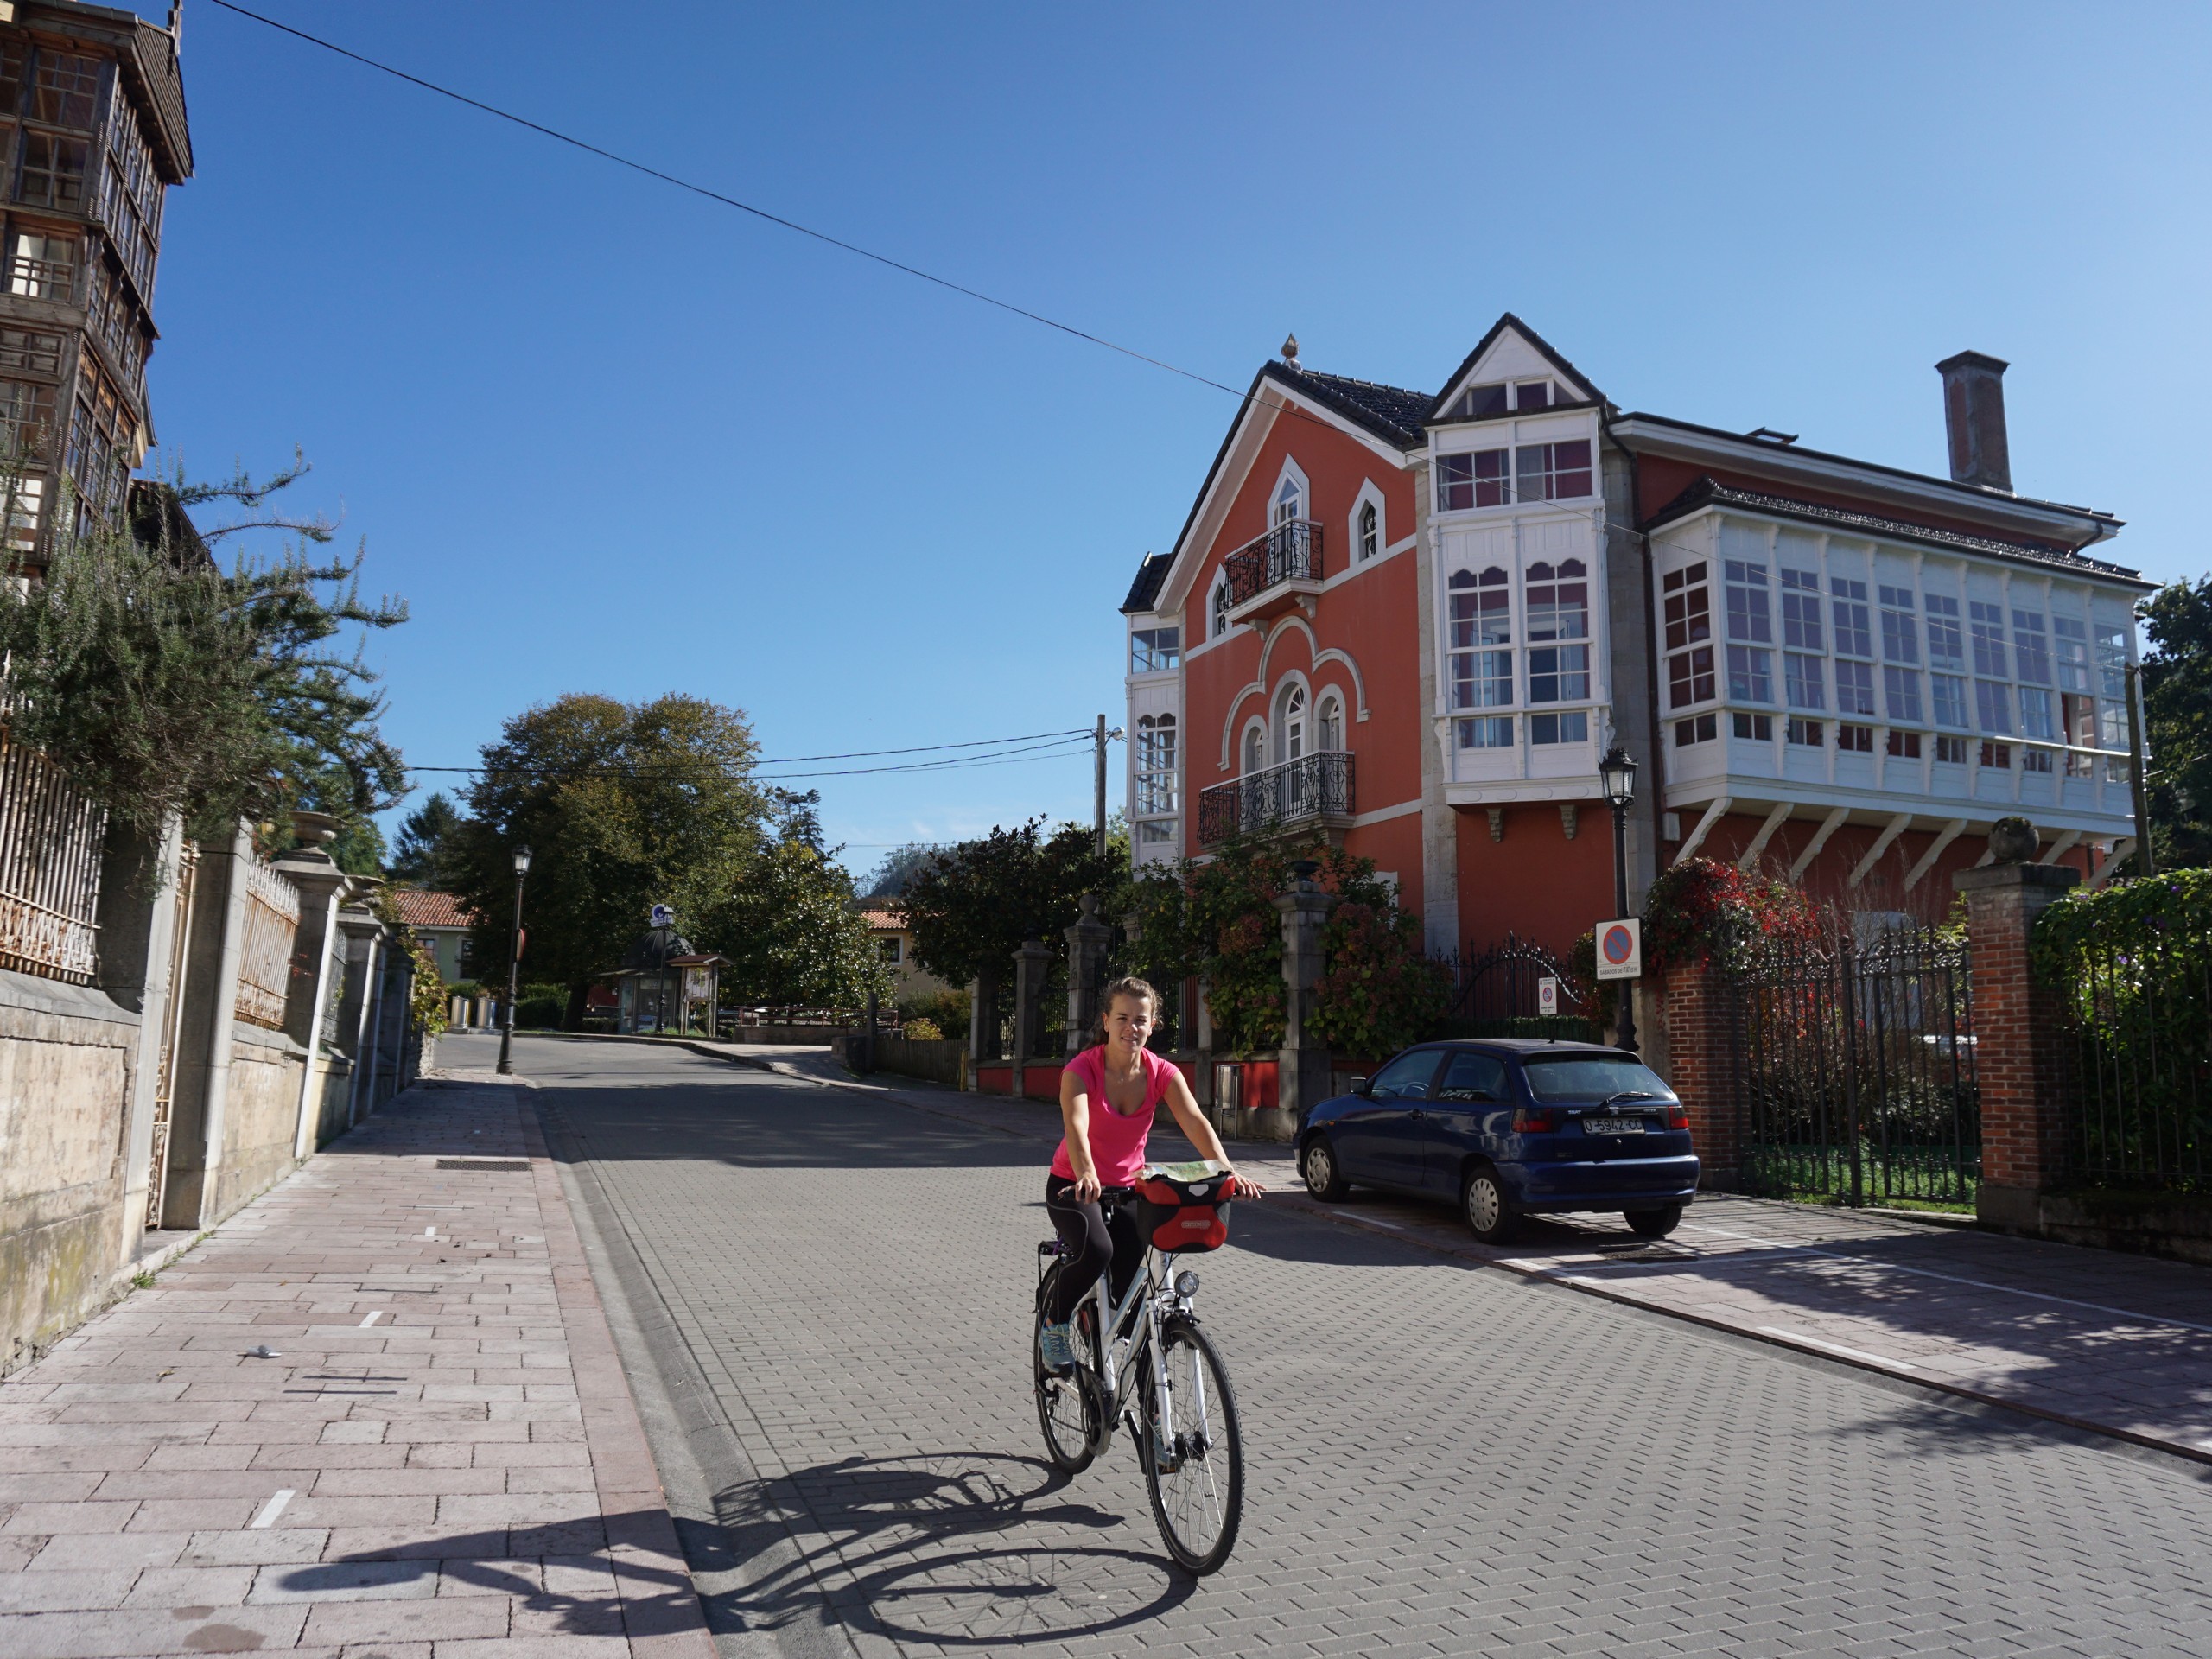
[1663, 961, 1741, 1190]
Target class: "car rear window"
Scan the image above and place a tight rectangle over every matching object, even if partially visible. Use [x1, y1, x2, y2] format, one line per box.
[1520, 1056, 1675, 1103]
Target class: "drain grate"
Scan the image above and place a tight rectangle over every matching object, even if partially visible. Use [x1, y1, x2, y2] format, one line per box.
[434, 1159, 532, 1172]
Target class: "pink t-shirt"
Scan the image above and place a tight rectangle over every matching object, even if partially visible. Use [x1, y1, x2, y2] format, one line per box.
[1051, 1045, 1179, 1187]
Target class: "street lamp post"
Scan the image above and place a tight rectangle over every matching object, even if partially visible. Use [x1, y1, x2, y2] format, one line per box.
[495, 844, 533, 1076]
[1598, 747, 1639, 1053]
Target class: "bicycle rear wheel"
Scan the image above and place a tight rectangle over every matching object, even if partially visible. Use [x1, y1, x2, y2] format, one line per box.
[1138, 1315, 1243, 1574]
[1033, 1279, 1098, 1474]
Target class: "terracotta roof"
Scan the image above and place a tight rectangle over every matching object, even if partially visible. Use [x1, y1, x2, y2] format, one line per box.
[392, 889, 477, 931]
[859, 907, 908, 932]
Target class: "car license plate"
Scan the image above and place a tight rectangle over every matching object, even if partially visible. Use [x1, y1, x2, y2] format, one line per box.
[1582, 1116, 1646, 1135]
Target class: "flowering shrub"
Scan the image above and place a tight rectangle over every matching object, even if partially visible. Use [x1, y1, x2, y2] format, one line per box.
[903, 1017, 944, 1042]
[1311, 902, 1454, 1059]
[1643, 857, 1818, 974]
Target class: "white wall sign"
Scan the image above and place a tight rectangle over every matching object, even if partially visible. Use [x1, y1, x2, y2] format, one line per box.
[1595, 918, 1643, 982]
[1537, 976, 1560, 1015]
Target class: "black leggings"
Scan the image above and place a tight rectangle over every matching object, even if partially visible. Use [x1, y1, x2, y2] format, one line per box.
[1044, 1174, 1143, 1325]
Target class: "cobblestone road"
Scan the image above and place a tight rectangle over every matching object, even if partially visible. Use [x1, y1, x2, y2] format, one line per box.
[485, 1034, 2212, 1659]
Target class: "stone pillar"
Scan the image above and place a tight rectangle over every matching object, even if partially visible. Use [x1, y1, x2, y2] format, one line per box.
[334, 893, 385, 1128]
[1663, 960, 1742, 1190]
[275, 816, 349, 1160]
[159, 822, 253, 1230]
[1009, 938, 1052, 1097]
[1955, 858, 2080, 1234]
[1064, 894, 1112, 1058]
[1272, 860, 1338, 1141]
[105, 816, 187, 1243]
[965, 970, 998, 1089]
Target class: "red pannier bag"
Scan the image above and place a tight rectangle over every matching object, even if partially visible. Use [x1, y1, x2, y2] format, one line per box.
[1130, 1161, 1235, 1254]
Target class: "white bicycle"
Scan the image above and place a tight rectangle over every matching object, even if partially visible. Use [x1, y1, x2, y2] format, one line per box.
[1031, 1164, 1244, 1575]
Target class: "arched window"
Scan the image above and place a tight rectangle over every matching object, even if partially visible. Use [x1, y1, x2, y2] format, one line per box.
[1275, 682, 1306, 766]
[1211, 572, 1231, 639]
[1243, 721, 1265, 776]
[1357, 500, 1377, 562]
[1447, 566, 1515, 751]
[1274, 474, 1303, 527]
[1525, 556, 1591, 744]
[1318, 693, 1344, 753]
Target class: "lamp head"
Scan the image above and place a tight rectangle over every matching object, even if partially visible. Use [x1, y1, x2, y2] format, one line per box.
[513, 845, 533, 875]
[1598, 746, 1637, 810]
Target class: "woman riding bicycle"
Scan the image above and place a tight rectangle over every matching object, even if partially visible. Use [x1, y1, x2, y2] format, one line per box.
[1039, 976, 1262, 1369]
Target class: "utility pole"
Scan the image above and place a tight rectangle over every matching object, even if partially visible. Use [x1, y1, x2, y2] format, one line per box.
[1094, 715, 1109, 859]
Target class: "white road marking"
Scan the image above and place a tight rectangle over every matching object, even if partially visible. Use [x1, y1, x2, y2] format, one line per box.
[250, 1489, 296, 1529]
[359, 1311, 382, 1328]
[1758, 1326, 1920, 1370]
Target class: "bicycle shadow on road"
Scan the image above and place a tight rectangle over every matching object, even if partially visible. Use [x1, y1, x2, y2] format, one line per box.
[695, 1450, 1205, 1647]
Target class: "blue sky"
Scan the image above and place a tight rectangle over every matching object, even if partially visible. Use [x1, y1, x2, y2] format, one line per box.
[139, 1, 2210, 877]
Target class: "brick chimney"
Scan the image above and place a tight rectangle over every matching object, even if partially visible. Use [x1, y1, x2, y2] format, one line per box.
[1936, 350, 2012, 493]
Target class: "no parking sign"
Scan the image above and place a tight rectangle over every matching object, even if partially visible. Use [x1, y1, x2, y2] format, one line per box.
[1595, 918, 1643, 982]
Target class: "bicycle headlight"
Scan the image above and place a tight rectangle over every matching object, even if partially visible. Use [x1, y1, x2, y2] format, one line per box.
[1173, 1269, 1201, 1299]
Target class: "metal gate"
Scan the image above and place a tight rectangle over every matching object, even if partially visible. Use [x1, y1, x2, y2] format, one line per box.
[145, 843, 199, 1230]
[1448, 933, 1600, 1041]
[1735, 925, 1979, 1205]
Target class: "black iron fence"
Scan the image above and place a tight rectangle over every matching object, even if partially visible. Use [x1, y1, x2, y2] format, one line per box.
[1442, 932, 1600, 1041]
[2061, 938, 2211, 1192]
[1196, 751, 1353, 846]
[1733, 925, 1979, 1205]
[1223, 519, 1323, 607]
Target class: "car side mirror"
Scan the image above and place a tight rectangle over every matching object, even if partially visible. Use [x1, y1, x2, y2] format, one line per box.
[1352, 1076, 1371, 1096]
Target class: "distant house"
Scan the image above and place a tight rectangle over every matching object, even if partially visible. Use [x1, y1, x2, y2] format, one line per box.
[391, 889, 478, 984]
[861, 905, 948, 999]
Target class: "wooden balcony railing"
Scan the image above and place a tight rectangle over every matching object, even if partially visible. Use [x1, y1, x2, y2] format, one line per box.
[1223, 519, 1323, 608]
[1197, 751, 1354, 846]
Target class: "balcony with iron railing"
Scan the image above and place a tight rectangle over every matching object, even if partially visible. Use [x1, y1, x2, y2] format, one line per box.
[1222, 519, 1324, 623]
[1197, 750, 1355, 847]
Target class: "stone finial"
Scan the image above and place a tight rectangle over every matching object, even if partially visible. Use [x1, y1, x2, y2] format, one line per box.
[1987, 816, 2039, 865]
[1288, 858, 1320, 888]
[1281, 333, 1300, 365]
[1078, 892, 1099, 918]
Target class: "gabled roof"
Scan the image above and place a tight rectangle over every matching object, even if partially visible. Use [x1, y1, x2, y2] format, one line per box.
[391, 889, 477, 931]
[1643, 479, 2152, 588]
[858, 906, 907, 932]
[1426, 312, 1603, 423]
[1121, 552, 1172, 614]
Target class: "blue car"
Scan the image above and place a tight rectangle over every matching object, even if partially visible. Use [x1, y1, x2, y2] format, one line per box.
[1295, 1039, 1699, 1243]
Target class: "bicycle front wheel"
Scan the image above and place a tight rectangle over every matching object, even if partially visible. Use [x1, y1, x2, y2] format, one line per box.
[1139, 1315, 1243, 1574]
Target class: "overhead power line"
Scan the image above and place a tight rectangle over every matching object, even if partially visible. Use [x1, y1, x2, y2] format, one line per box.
[202, 0, 1379, 454]
[404, 728, 1098, 784]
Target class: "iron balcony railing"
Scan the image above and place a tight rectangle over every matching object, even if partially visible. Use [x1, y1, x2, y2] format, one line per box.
[1223, 519, 1323, 608]
[1198, 751, 1353, 845]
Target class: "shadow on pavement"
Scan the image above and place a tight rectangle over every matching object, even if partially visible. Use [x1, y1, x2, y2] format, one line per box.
[694, 1451, 1198, 1647]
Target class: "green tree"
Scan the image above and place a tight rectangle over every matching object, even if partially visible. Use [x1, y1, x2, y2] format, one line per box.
[709, 837, 888, 1009]
[391, 792, 466, 887]
[0, 466, 405, 836]
[2142, 576, 2212, 870]
[899, 819, 1121, 986]
[448, 693, 767, 1027]
[862, 840, 942, 898]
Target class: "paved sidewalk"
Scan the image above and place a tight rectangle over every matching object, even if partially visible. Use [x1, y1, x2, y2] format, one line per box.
[714, 1042, 2212, 1468]
[0, 1071, 715, 1659]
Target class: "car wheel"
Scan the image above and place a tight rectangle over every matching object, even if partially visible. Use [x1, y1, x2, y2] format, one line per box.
[1300, 1137, 1350, 1201]
[1625, 1204, 1684, 1239]
[1460, 1166, 1517, 1243]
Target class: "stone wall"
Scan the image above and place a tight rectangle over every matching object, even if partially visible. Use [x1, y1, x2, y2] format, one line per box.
[212, 1023, 309, 1224]
[0, 973, 140, 1374]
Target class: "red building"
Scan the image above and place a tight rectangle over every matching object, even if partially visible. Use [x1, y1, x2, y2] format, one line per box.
[1121, 316, 2150, 986]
